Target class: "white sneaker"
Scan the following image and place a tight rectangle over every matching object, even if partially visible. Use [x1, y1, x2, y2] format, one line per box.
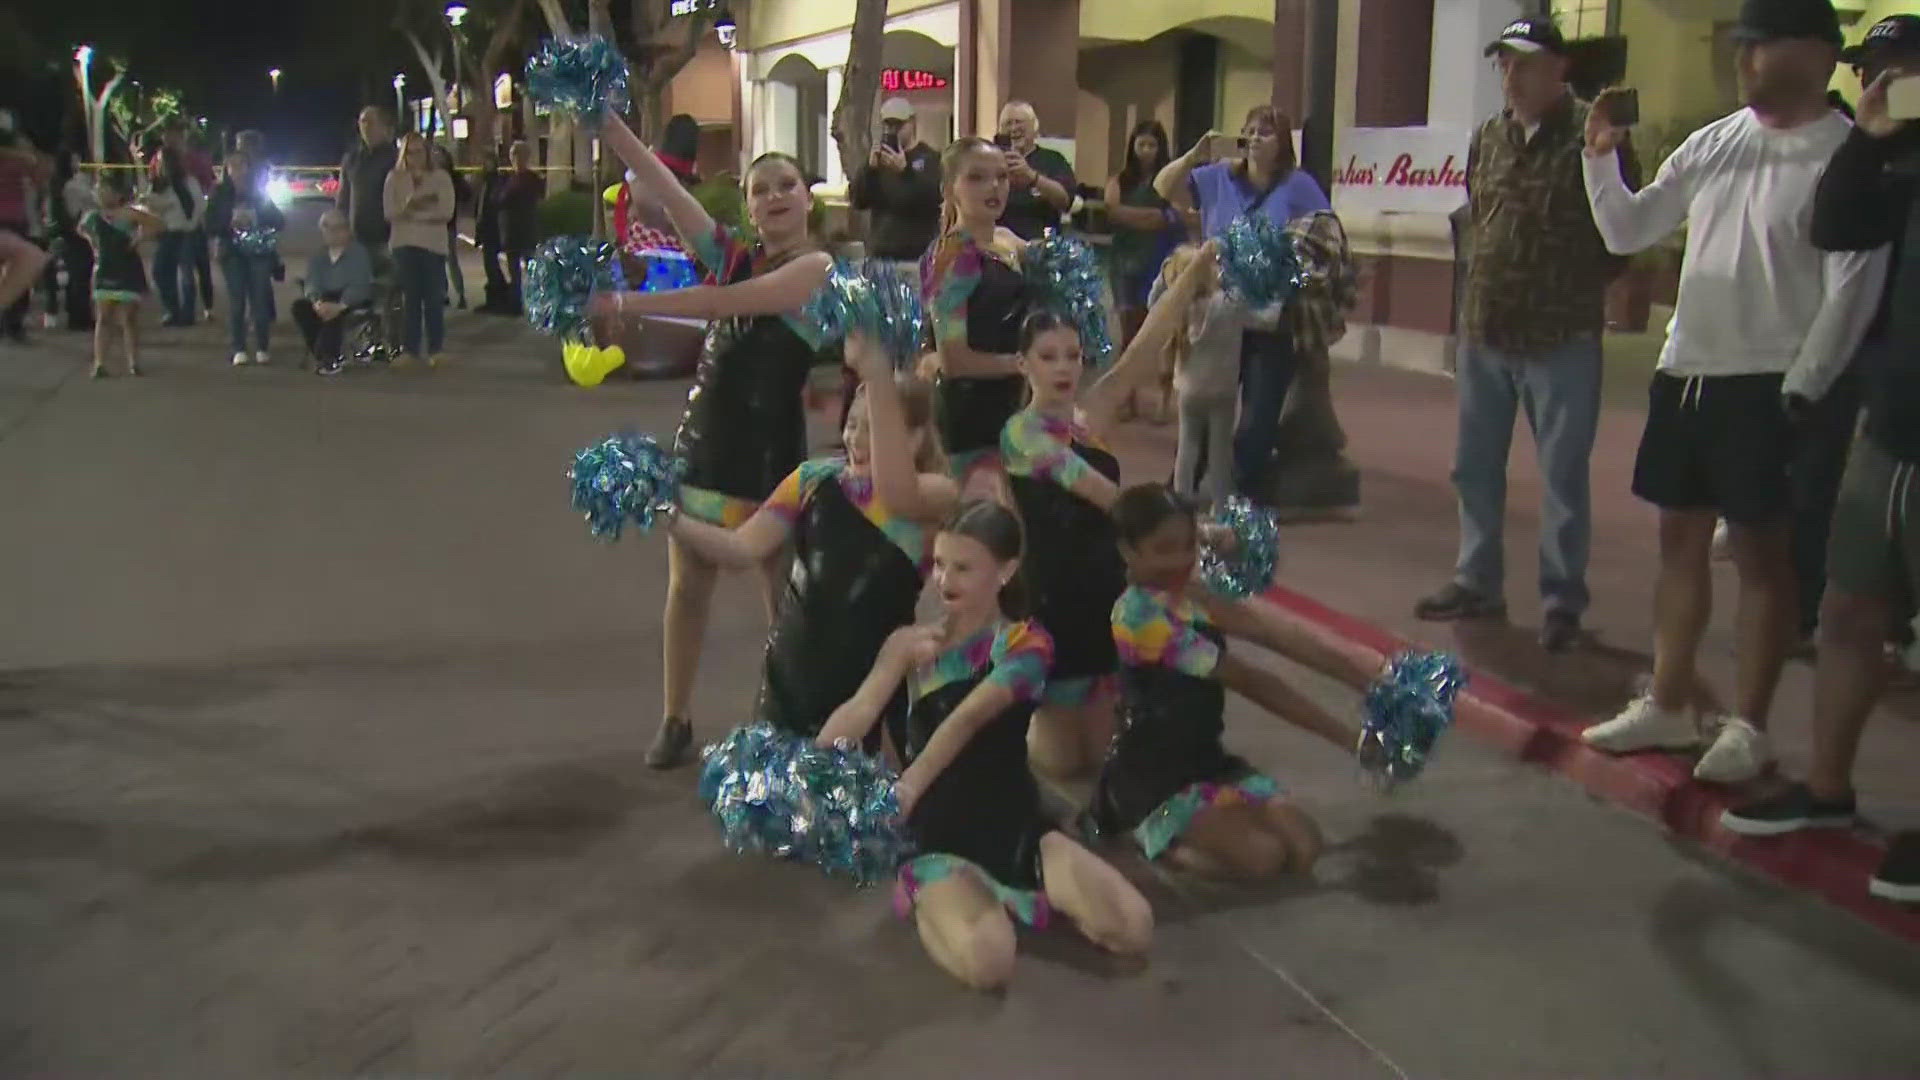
[253, 351, 270, 366]
[1694, 717, 1770, 783]
[231, 351, 250, 367]
[1711, 519, 1731, 562]
[1582, 695, 1699, 753]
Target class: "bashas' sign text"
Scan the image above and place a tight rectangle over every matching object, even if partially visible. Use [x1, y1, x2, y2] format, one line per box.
[1331, 127, 1470, 214]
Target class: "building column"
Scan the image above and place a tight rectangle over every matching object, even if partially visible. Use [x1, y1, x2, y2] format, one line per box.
[825, 65, 846, 186]
[1428, 0, 1525, 131]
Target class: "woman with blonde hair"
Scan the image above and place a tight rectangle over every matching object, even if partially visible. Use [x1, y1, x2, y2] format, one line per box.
[383, 132, 455, 367]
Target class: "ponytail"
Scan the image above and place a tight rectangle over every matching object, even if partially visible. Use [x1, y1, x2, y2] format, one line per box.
[941, 499, 1030, 621]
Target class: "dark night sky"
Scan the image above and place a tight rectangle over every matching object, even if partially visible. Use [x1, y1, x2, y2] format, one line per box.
[10, 0, 440, 166]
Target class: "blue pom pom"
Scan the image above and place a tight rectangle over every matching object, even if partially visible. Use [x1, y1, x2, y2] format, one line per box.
[567, 431, 685, 540]
[801, 259, 928, 368]
[699, 723, 911, 886]
[637, 251, 701, 294]
[525, 36, 630, 124]
[1021, 232, 1115, 366]
[1200, 496, 1282, 600]
[526, 236, 619, 342]
[1217, 214, 1307, 309]
[1358, 651, 1465, 787]
[231, 227, 279, 257]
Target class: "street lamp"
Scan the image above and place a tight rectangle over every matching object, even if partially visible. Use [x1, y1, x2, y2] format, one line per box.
[268, 68, 282, 93]
[713, 7, 737, 50]
[393, 72, 407, 125]
[446, 4, 468, 26]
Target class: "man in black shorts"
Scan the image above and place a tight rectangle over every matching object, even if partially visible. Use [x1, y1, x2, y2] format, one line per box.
[1720, 12, 1920, 904]
[1577, 0, 1888, 783]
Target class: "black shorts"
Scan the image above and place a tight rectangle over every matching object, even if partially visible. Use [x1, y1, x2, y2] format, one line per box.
[1631, 371, 1793, 526]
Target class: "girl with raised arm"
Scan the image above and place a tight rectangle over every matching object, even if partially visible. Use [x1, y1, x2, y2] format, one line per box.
[816, 501, 1153, 991]
[590, 109, 835, 768]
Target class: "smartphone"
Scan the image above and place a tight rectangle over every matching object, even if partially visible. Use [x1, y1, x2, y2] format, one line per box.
[1890, 74, 1920, 121]
[1601, 88, 1640, 127]
[993, 133, 1013, 151]
[1207, 133, 1240, 159]
[881, 131, 901, 153]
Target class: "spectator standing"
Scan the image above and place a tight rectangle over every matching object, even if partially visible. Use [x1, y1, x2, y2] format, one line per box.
[1153, 104, 1330, 496]
[474, 146, 509, 313]
[1415, 17, 1637, 652]
[1578, 0, 1887, 782]
[78, 173, 158, 378]
[496, 140, 542, 315]
[338, 107, 400, 258]
[1720, 12, 1920, 903]
[384, 132, 455, 367]
[0, 113, 49, 344]
[994, 101, 1076, 241]
[143, 145, 207, 327]
[293, 209, 374, 375]
[432, 142, 469, 310]
[850, 97, 942, 267]
[49, 149, 94, 331]
[1105, 119, 1181, 421]
[205, 148, 285, 366]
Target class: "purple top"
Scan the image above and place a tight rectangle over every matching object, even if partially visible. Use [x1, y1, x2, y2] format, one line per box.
[1189, 161, 1330, 238]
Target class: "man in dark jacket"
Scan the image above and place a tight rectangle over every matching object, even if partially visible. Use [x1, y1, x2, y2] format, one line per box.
[1720, 13, 1920, 905]
[337, 106, 399, 256]
[496, 140, 543, 315]
[849, 97, 941, 266]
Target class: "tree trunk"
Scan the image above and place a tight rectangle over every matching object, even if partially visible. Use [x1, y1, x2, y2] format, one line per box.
[464, 0, 529, 157]
[831, 0, 888, 181]
[402, 29, 453, 142]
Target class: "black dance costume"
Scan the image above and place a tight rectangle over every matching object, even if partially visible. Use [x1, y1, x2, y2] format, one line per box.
[920, 233, 1030, 475]
[755, 459, 929, 747]
[675, 224, 830, 525]
[890, 620, 1057, 925]
[1001, 409, 1128, 704]
[1091, 586, 1281, 858]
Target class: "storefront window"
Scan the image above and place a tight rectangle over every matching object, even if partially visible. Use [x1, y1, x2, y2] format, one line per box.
[1553, 0, 1616, 38]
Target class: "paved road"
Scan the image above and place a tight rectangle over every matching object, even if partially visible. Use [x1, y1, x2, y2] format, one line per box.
[2, 318, 1918, 1077]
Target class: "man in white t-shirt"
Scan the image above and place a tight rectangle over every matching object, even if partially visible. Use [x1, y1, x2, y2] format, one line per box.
[1577, 0, 1888, 783]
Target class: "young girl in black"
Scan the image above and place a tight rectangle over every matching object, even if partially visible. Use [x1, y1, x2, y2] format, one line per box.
[79, 174, 158, 378]
[816, 501, 1152, 991]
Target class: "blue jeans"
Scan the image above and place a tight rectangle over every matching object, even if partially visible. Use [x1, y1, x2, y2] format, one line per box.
[1451, 336, 1603, 616]
[1233, 327, 1297, 491]
[393, 245, 446, 356]
[222, 254, 274, 353]
[154, 231, 198, 323]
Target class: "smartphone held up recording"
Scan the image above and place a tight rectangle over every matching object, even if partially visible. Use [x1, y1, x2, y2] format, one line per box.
[1888, 74, 1920, 121]
[1598, 88, 1640, 128]
[993, 133, 1013, 151]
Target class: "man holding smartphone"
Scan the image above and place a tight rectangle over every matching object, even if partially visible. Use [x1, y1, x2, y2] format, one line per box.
[1578, 0, 1888, 783]
[1719, 13, 1920, 903]
[1415, 15, 1637, 654]
[849, 97, 941, 268]
[995, 100, 1076, 241]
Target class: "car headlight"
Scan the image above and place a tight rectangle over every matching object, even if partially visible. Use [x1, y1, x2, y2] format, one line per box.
[266, 178, 292, 206]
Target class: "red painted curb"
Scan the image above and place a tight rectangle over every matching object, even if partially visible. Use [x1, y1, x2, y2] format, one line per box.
[1261, 583, 1920, 945]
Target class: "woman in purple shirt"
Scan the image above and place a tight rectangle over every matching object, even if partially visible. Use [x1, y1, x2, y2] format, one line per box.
[1153, 105, 1329, 497]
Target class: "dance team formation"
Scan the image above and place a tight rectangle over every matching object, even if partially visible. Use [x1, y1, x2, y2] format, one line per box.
[555, 87, 1452, 992]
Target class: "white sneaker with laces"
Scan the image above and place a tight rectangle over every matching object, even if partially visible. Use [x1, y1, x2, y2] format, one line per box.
[231, 351, 250, 367]
[1694, 717, 1770, 783]
[253, 351, 270, 366]
[1582, 695, 1698, 753]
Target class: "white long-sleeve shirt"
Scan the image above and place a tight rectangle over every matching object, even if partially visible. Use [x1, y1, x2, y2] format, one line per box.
[1581, 107, 1887, 400]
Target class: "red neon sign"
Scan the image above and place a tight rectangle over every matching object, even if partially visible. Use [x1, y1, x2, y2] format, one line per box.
[880, 68, 949, 92]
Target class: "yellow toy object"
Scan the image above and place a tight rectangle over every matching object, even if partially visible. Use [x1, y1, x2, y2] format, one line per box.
[563, 341, 627, 387]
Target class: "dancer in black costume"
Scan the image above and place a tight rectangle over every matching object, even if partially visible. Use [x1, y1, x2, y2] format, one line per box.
[1090, 484, 1371, 878]
[667, 359, 956, 745]
[817, 501, 1152, 991]
[999, 246, 1221, 779]
[593, 110, 835, 768]
[921, 137, 1032, 498]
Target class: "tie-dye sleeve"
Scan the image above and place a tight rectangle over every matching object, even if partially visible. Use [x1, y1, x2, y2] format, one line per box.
[920, 235, 984, 349]
[761, 458, 845, 523]
[988, 620, 1054, 702]
[1112, 588, 1220, 677]
[1000, 410, 1092, 486]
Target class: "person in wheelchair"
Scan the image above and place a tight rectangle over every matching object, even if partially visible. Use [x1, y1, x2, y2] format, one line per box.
[292, 209, 374, 374]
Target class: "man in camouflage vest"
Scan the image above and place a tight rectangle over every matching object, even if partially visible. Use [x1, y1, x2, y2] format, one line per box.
[1415, 15, 1639, 652]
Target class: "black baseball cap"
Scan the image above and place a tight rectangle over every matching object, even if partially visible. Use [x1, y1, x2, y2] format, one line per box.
[1842, 14, 1920, 64]
[1483, 16, 1567, 57]
[1728, 0, 1842, 45]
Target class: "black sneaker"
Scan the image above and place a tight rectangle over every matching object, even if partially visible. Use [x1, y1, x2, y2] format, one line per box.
[1870, 833, 1920, 904]
[646, 716, 694, 770]
[1719, 784, 1857, 837]
[1540, 610, 1581, 653]
[1414, 583, 1507, 622]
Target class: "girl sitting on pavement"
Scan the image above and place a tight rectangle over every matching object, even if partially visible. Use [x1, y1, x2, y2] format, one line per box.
[816, 500, 1153, 991]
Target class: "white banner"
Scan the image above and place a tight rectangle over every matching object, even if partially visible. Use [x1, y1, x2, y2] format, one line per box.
[1331, 126, 1471, 214]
